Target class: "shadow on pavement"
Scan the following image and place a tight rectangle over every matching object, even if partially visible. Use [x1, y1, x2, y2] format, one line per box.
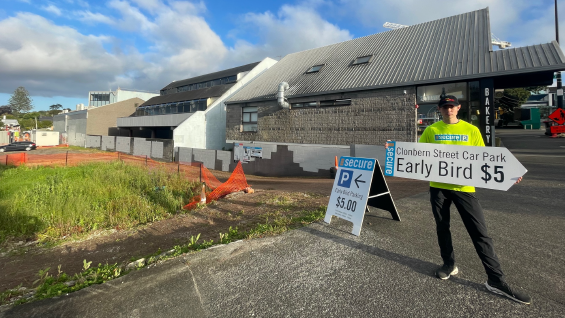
[297, 225, 487, 293]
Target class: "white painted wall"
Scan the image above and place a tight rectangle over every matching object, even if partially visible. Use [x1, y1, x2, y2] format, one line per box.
[117, 89, 159, 103]
[173, 57, 278, 150]
[33, 131, 60, 146]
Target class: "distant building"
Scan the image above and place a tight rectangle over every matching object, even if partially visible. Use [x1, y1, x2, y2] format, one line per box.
[53, 98, 144, 146]
[520, 92, 556, 119]
[88, 88, 159, 107]
[116, 58, 278, 150]
[1, 116, 19, 128]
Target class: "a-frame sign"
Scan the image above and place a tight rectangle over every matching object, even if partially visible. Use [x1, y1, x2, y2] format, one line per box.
[324, 156, 400, 236]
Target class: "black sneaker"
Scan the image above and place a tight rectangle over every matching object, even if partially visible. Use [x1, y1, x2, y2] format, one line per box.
[485, 279, 531, 305]
[435, 264, 458, 280]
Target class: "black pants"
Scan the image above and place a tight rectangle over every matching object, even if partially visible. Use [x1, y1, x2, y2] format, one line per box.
[430, 187, 504, 283]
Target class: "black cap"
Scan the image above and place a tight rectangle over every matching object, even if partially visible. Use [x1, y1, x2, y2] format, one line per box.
[438, 95, 460, 107]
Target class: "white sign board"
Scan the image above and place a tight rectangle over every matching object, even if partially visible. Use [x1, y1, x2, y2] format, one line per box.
[234, 144, 263, 163]
[384, 141, 527, 191]
[325, 156, 376, 236]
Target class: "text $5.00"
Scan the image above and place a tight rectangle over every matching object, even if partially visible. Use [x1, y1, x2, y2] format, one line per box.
[336, 196, 357, 212]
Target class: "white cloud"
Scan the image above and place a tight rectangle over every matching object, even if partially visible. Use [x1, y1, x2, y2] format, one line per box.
[41, 5, 62, 16]
[5, 0, 561, 102]
[0, 12, 127, 97]
[225, 4, 353, 67]
[75, 10, 115, 25]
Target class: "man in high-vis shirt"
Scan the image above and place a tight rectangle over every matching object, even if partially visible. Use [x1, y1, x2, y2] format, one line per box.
[418, 95, 530, 304]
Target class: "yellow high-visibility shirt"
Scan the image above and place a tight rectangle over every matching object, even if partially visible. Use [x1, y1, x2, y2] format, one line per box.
[419, 120, 485, 192]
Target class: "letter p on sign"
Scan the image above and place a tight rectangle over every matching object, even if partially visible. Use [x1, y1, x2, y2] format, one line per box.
[338, 169, 353, 188]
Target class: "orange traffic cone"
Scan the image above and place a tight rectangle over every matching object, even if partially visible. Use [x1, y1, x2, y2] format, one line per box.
[200, 183, 207, 204]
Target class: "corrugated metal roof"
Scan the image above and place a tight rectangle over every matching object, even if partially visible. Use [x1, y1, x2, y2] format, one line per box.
[140, 84, 234, 107]
[161, 61, 260, 90]
[227, 8, 565, 103]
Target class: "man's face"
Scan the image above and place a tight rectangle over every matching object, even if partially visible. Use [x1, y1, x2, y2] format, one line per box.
[438, 104, 461, 117]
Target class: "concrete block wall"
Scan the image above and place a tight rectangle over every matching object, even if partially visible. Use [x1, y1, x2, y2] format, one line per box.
[86, 135, 101, 148]
[224, 142, 389, 177]
[174, 147, 231, 171]
[226, 86, 417, 146]
[216, 150, 232, 171]
[151, 141, 163, 159]
[193, 149, 216, 170]
[116, 137, 132, 153]
[352, 144, 387, 166]
[101, 136, 116, 151]
[85, 135, 171, 161]
[176, 147, 193, 163]
[133, 138, 152, 157]
[287, 144, 350, 173]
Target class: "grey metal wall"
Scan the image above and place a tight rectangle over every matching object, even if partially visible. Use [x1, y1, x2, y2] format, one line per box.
[66, 111, 88, 146]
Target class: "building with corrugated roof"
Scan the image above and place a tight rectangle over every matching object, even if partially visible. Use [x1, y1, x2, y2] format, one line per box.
[225, 8, 565, 150]
[116, 58, 278, 150]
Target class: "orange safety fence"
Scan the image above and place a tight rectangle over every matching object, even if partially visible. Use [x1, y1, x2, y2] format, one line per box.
[182, 161, 249, 210]
[0, 152, 250, 207]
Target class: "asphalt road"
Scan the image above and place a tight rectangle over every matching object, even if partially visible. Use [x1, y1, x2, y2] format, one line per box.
[2, 129, 564, 317]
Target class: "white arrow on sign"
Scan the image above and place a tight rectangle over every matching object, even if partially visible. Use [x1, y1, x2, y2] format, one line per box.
[384, 141, 527, 191]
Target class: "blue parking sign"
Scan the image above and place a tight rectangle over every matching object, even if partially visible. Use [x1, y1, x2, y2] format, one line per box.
[337, 169, 353, 188]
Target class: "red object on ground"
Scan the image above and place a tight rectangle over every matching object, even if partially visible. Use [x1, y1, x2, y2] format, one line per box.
[550, 125, 565, 134]
[548, 108, 565, 125]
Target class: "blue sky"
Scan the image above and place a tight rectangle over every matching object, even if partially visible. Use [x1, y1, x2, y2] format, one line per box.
[1, 0, 563, 111]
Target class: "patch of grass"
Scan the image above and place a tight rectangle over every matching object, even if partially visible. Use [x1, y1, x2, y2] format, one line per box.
[0, 161, 198, 244]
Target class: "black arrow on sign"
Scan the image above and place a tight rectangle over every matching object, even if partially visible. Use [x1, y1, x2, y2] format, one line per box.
[354, 174, 366, 188]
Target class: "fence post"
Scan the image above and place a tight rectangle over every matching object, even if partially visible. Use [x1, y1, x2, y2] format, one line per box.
[5, 154, 8, 166]
[178, 162, 180, 175]
[145, 155, 148, 166]
[66, 151, 68, 166]
[199, 163, 202, 183]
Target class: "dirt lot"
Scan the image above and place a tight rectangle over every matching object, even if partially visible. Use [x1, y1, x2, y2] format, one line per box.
[0, 148, 429, 295]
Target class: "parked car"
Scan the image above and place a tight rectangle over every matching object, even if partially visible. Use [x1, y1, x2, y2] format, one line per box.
[0, 141, 37, 152]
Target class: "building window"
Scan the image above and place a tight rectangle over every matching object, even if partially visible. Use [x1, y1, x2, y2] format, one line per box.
[242, 106, 258, 132]
[417, 82, 467, 103]
[306, 65, 324, 73]
[291, 102, 317, 109]
[352, 55, 373, 65]
[319, 99, 351, 107]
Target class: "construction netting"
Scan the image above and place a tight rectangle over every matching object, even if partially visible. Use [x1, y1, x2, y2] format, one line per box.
[0, 152, 249, 209]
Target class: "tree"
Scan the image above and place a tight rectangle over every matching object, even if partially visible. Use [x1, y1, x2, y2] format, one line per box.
[0, 105, 12, 116]
[8, 86, 34, 114]
[49, 104, 62, 111]
[496, 86, 548, 113]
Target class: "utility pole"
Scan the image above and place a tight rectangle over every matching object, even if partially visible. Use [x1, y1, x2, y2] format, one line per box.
[556, 0, 563, 109]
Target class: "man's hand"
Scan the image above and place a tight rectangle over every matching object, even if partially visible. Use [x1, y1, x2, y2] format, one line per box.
[384, 140, 392, 149]
[515, 177, 523, 184]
